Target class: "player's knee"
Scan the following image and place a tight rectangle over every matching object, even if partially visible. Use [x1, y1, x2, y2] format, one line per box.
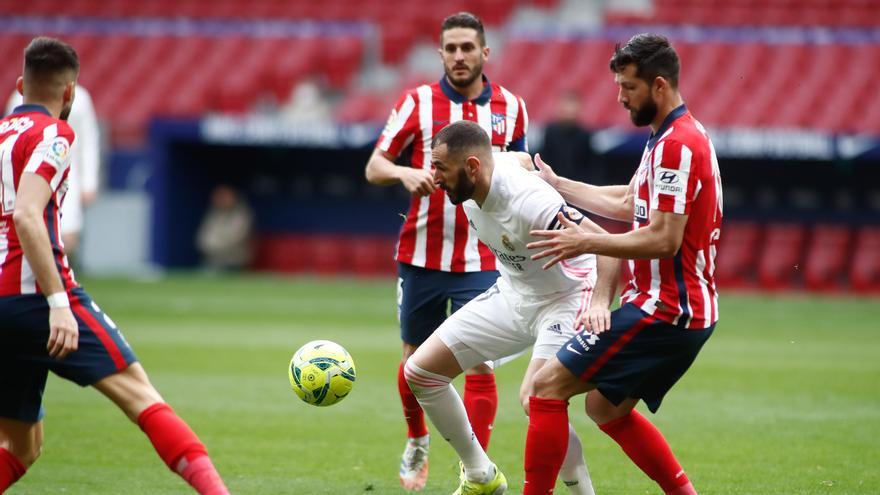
[12, 441, 42, 467]
[464, 362, 493, 376]
[532, 362, 574, 401]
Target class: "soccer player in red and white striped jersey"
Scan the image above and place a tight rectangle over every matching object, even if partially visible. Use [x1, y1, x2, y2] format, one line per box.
[523, 34, 722, 494]
[365, 12, 528, 492]
[0, 37, 228, 495]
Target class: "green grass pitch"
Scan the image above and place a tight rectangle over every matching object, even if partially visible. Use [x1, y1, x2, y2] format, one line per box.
[8, 275, 879, 494]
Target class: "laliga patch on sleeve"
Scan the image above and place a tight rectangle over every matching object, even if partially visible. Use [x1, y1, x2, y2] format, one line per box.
[382, 108, 398, 135]
[654, 167, 687, 196]
[44, 137, 71, 169]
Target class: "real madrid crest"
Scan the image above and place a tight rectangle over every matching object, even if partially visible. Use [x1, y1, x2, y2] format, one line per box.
[501, 234, 515, 251]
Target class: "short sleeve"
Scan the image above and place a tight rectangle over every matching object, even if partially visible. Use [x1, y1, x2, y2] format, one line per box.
[23, 124, 74, 192]
[375, 91, 419, 158]
[651, 139, 697, 215]
[509, 96, 529, 152]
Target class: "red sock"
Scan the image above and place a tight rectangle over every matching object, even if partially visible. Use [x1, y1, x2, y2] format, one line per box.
[599, 410, 692, 494]
[398, 362, 428, 438]
[524, 397, 569, 494]
[0, 448, 26, 493]
[138, 402, 229, 495]
[463, 373, 497, 451]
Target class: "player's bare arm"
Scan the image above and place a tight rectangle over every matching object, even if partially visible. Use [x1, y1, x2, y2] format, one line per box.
[534, 153, 634, 221]
[528, 209, 688, 268]
[13, 173, 78, 359]
[581, 255, 620, 333]
[365, 148, 436, 196]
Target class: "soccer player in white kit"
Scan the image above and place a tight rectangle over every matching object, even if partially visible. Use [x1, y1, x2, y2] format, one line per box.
[404, 121, 619, 494]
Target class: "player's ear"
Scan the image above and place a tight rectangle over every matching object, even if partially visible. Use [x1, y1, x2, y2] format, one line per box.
[465, 155, 481, 177]
[652, 76, 667, 96]
[482, 45, 490, 61]
[63, 81, 75, 106]
[15, 77, 23, 96]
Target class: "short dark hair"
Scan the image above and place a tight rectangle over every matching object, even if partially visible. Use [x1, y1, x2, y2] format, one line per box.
[24, 36, 79, 82]
[609, 33, 679, 89]
[441, 12, 486, 47]
[432, 121, 491, 158]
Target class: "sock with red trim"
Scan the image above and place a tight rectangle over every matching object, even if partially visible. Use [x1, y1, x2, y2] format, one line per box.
[599, 410, 694, 494]
[0, 448, 26, 494]
[137, 402, 229, 495]
[524, 397, 569, 494]
[398, 361, 429, 438]
[463, 373, 497, 451]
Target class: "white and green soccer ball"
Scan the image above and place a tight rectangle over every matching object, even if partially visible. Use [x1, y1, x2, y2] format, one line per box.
[288, 340, 356, 407]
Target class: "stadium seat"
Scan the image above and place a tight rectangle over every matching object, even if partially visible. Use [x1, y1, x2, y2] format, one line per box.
[849, 226, 880, 293]
[757, 223, 806, 290]
[804, 225, 852, 291]
[715, 221, 761, 288]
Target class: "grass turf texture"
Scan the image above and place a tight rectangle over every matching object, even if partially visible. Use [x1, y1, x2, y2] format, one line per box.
[8, 274, 879, 494]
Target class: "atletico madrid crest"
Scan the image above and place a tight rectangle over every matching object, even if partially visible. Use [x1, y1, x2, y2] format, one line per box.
[491, 112, 506, 135]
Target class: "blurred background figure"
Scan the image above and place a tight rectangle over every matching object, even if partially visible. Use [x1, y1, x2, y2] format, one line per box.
[196, 185, 254, 271]
[539, 90, 599, 184]
[6, 83, 101, 258]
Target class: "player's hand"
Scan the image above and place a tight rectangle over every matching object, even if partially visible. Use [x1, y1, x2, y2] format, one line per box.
[532, 153, 560, 188]
[528, 212, 591, 269]
[400, 168, 436, 196]
[578, 305, 611, 334]
[48, 307, 78, 359]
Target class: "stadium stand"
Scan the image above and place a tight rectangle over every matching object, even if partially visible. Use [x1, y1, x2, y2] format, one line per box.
[1, 0, 876, 290]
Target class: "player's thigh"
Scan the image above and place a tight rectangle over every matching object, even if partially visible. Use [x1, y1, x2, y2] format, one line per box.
[434, 285, 532, 372]
[531, 357, 593, 401]
[93, 362, 163, 422]
[632, 323, 715, 411]
[447, 269, 500, 314]
[408, 333, 464, 379]
[531, 288, 589, 363]
[397, 263, 449, 346]
[47, 288, 138, 389]
[0, 295, 55, 425]
[0, 418, 43, 465]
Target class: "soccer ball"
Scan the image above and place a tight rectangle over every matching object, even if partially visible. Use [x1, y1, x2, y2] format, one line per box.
[288, 340, 356, 407]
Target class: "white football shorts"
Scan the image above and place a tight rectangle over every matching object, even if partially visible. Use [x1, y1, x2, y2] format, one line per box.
[436, 277, 593, 371]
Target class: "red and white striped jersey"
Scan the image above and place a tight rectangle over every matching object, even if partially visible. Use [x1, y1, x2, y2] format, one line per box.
[376, 75, 528, 272]
[621, 105, 723, 329]
[0, 105, 77, 296]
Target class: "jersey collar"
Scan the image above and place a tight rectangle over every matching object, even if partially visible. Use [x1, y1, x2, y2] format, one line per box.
[10, 104, 52, 117]
[439, 74, 493, 105]
[647, 104, 687, 150]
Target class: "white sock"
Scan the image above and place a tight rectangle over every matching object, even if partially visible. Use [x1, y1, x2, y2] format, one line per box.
[559, 423, 596, 495]
[404, 360, 492, 482]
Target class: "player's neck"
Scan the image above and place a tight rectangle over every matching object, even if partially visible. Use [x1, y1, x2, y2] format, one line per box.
[22, 98, 63, 119]
[447, 75, 485, 101]
[650, 93, 684, 134]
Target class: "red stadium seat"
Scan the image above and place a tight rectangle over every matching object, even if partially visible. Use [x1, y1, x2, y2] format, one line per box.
[715, 221, 761, 288]
[758, 223, 806, 290]
[850, 227, 880, 293]
[804, 225, 852, 291]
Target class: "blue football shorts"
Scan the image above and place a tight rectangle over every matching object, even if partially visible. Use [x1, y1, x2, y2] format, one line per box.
[0, 287, 138, 422]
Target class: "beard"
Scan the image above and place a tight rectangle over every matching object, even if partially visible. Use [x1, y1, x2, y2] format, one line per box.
[60, 104, 72, 121]
[444, 168, 476, 205]
[445, 60, 483, 89]
[628, 96, 658, 127]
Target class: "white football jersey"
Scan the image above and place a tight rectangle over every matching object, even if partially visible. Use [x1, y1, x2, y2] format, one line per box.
[462, 153, 596, 296]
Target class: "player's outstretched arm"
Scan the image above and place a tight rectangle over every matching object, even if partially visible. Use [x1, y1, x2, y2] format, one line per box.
[365, 148, 435, 196]
[13, 173, 79, 359]
[534, 153, 633, 221]
[528, 209, 688, 268]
